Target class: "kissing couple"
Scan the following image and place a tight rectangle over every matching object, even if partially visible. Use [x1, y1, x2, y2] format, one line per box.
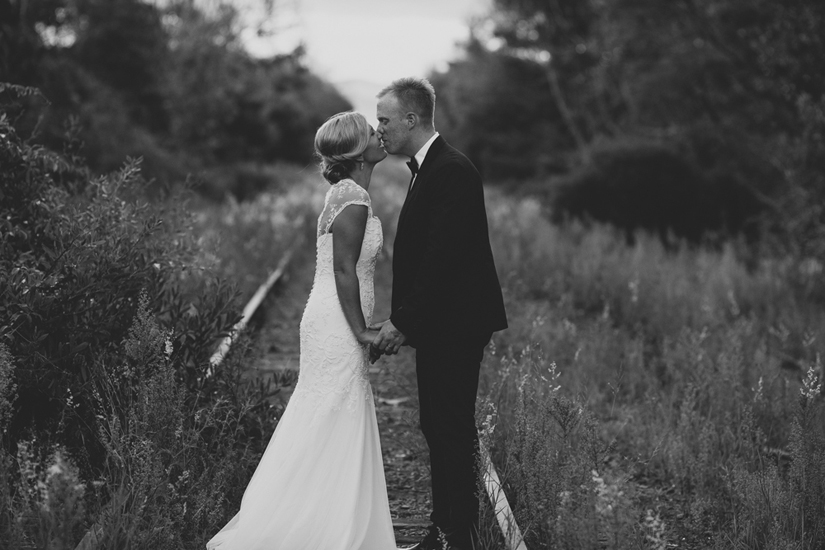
[207, 77, 507, 550]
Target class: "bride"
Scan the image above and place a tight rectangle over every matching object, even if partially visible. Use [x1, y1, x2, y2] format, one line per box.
[207, 112, 397, 550]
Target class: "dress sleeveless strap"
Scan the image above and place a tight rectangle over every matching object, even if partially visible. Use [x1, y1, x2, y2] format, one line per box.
[318, 179, 372, 236]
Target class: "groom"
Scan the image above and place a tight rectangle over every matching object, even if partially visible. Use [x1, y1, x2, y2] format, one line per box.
[372, 77, 508, 550]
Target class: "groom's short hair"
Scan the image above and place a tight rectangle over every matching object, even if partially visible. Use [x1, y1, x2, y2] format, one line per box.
[378, 77, 436, 126]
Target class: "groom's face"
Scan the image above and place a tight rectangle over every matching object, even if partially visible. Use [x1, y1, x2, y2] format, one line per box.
[376, 93, 410, 156]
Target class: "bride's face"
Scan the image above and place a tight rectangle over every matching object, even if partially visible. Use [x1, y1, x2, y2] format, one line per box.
[363, 126, 387, 164]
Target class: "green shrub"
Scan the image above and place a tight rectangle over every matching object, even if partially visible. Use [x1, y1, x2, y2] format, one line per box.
[0, 90, 295, 547]
[544, 138, 764, 245]
[0, 107, 243, 473]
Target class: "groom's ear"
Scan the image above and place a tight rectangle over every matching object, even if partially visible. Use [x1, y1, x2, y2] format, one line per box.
[405, 112, 417, 129]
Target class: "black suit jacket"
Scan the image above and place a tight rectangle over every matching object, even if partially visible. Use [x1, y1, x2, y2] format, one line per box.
[390, 136, 507, 347]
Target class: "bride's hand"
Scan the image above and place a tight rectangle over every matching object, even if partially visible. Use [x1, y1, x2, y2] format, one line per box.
[357, 328, 383, 364]
[357, 328, 380, 347]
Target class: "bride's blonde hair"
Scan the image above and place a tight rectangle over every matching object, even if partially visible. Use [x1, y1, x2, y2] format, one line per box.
[314, 112, 371, 184]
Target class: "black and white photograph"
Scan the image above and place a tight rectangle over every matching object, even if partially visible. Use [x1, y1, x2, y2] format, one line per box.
[1, 0, 824, 548]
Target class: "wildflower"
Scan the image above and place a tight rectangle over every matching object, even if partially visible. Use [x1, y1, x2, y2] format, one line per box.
[628, 276, 639, 304]
[541, 361, 561, 394]
[66, 387, 77, 409]
[753, 376, 764, 402]
[165, 338, 174, 359]
[643, 509, 667, 550]
[437, 527, 449, 550]
[481, 409, 496, 438]
[801, 356, 822, 401]
[518, 373, 530, 394]
[47, 461, 64, 477]
[592, 470, 624, 517]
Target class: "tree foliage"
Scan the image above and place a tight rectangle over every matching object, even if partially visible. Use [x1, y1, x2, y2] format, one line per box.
[0, 0, 351, 196]
[434, 0, 825, 249]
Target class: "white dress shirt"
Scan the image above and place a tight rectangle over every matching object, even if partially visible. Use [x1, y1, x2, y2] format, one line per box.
[409, 132, 440, 190]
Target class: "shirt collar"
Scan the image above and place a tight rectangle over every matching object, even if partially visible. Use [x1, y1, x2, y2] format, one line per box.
[413, 132, 439, 170]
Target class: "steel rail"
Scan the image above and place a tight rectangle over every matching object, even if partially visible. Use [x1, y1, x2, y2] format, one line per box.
[206, 249, 293, 377]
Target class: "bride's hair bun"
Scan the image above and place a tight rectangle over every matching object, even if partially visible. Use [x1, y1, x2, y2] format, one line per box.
[314, 112, 371, 184]
[323, 162, 350, 184]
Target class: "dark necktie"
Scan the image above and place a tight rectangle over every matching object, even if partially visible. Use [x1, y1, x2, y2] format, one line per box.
[406, 158, 419, 193]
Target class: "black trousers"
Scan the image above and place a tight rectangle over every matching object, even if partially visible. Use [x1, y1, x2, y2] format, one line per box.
[416, 334, 490, 549]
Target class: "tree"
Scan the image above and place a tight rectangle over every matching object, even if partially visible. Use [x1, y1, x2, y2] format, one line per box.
[431, 38, 568, 180]
[483, 0, 602, 163]
[2, 0, 352, 194]
[451, 0, 825, 247]
[73, 0, 170, 132]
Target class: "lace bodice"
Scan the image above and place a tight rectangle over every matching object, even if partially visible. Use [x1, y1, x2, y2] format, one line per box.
[295, 179, 383, 420]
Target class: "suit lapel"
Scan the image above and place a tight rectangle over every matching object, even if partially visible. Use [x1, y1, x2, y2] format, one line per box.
[397, 136, 446, 229]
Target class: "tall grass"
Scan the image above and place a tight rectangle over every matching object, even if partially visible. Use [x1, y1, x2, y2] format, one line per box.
[478, 189, 825, 548]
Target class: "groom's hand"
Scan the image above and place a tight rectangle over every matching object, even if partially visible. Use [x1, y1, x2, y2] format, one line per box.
[373, 320, 406, 356]
[368, 320, 388, 331]
[369, 343, 382, 364]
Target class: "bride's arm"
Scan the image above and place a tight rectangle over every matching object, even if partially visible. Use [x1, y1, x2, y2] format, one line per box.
[332, 204, 376, 346]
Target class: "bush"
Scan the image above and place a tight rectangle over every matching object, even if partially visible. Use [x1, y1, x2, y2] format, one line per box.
[0, 89, 295, 547]
[0, 107, 240, 471]
[545, 138, 764, 245]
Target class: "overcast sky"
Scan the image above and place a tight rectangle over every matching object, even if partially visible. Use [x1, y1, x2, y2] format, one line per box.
[242, 0, 491, 118]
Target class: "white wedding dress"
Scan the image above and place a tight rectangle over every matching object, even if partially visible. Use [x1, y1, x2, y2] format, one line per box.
[207, 179, 397, 550]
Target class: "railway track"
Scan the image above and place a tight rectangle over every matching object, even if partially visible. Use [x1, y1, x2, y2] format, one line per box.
[77, 243, 525, 549]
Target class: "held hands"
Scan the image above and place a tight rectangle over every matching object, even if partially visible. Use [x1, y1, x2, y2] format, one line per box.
[369, 319, 407, 363]
[356, 328, 384, 364]
[357, 328, 380, 347]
